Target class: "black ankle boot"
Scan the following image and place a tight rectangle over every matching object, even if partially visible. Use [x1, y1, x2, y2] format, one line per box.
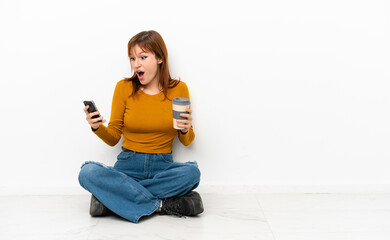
[159, 191, 204, 217]
[89, 195, 111, 217]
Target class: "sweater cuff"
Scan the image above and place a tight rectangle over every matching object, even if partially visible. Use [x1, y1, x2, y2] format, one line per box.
[91, 124, 106, 135]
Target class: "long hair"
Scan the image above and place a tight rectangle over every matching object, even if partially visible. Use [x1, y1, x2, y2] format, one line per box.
[124, 30, 180, 100]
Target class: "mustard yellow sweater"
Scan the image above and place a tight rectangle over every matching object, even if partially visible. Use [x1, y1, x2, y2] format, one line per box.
[92, 79, 195, 153]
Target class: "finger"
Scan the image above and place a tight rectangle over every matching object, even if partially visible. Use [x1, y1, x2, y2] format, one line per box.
[178, 126, 190, 131]
[180, 113, 191, 120]
[91, 116, 104, 123]
[177, 123, 188, 128]
[179, 118, 192, 124]
[90, 120, 102, 126]
[83, 105, 89, 114]
[89, 116, 102, 123]
[186, 108, 192, 114]
[89, 111, 100, 118]
[177, 119, 191, 126]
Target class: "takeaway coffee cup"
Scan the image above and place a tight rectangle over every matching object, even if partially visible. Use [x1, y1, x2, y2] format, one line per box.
[172, 97, 190, 130]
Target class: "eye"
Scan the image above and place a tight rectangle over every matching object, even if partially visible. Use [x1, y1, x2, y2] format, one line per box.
[130, 57, 135, 61]
[141, 56, 147, 60]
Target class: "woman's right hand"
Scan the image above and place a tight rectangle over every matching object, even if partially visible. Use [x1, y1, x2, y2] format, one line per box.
[83, 105, 106, 130]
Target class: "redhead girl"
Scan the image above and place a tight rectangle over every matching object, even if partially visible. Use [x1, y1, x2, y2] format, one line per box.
[78, 30, 203, 223]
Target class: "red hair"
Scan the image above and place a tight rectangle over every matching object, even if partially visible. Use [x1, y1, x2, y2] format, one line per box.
[124, 30, 179, 100]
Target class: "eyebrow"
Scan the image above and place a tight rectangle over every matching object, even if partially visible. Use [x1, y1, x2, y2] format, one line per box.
[130, 51, 148, 57]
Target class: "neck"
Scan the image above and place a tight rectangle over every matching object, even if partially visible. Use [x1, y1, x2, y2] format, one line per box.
[141, 80, 162, 94]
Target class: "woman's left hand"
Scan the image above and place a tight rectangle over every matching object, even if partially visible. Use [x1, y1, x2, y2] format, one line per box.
[177, 108, 192, 133]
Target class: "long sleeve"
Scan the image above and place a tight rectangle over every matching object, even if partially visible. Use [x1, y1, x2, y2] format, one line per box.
[177, 82, 195, 146]
[178, 126, 195, 146]
[92, 80, 128, 146]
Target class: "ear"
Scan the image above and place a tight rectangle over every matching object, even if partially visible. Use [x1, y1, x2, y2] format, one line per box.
[157, 59, 163, 64]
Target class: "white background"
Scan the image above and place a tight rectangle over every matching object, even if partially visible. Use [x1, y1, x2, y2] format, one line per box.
[0, 0, 389, 194]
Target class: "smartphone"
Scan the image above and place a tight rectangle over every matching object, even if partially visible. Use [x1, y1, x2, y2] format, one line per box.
[83, 100, 102, 122]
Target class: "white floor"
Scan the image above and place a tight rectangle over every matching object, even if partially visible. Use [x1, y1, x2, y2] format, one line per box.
[1, 193, 390, 240]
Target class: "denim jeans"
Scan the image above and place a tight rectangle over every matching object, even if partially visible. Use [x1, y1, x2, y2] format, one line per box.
[78, 147, 201, 223]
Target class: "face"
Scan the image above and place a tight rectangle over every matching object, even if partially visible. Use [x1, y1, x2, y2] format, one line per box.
[130, 45, 162, 88]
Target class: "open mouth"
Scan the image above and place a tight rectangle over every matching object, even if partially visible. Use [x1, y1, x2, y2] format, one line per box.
[137, 71, 144, 80]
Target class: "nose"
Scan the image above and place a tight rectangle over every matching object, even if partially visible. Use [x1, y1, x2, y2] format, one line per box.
[134, 58, 141, 68]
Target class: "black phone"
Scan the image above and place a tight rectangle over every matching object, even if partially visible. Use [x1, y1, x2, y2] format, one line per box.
[83, 100, 102, 122]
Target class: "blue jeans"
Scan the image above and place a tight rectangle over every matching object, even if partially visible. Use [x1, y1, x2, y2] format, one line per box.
[78, 147, 200, 223]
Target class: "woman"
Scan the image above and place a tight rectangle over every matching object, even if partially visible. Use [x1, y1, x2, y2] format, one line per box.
[78, 30, 203, 223]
